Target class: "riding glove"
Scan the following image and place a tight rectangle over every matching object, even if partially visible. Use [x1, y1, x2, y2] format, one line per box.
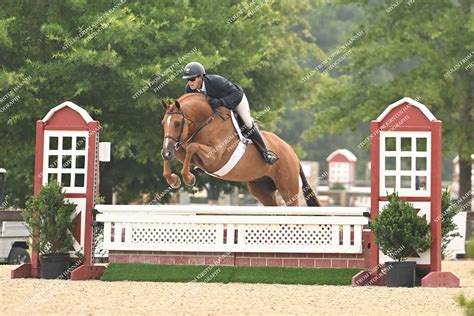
[209, 98, 223, 110]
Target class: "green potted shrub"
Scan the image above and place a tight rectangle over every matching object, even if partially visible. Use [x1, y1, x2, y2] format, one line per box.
[330, 182, 345, 190]
[22, 181, 76, 279]
[441, 189, 462, 256]
[372, 192, 432, 287]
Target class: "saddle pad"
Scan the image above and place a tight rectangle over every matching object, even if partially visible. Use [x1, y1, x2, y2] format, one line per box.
[206, 111, 252, 177]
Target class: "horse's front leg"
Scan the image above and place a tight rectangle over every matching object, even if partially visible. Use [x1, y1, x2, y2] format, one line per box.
[163, 159, 181, 188]
[181, 142, 216, 186]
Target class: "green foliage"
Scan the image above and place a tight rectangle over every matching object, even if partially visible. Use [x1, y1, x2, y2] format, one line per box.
[329, 182, 345, 190]
[311, 0, 473, 201]
[22, 181, 76, 255]
[441, 188, 462, 255]
[457, 293, 474, 316]
[372, 192, 431, 261]
[0, 0, 324, 206]
[466, 238, 474, 259]
[0, 17, 15, 49]
[277, 3, 369, 171]
[457, 235, 474, 315]
[95, 195, 106, 205]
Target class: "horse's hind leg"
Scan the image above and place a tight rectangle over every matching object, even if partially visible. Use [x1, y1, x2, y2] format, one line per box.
[273, 170, 300, 206]
[274, 183, 300, 206]
[247, 177, 279, 206]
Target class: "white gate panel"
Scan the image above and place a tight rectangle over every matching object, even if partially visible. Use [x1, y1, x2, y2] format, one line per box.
[97, 206, 369, 254]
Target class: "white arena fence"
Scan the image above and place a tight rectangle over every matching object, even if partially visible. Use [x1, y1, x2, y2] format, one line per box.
[95, 205, 370, 254]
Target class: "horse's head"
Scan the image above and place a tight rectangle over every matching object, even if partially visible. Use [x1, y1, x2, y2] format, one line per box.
[161, 94, 214, 161]
[160, 100, 191, 161]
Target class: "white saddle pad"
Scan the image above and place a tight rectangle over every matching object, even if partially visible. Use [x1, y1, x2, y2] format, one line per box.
[206, 111, 252, 177]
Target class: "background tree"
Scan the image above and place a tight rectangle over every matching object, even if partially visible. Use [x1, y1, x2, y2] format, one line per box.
[307, 0, 473, 209]
[0, 0, 324, 206]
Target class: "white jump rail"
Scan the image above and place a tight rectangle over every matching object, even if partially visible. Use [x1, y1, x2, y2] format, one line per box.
[96, 205, 369, 254]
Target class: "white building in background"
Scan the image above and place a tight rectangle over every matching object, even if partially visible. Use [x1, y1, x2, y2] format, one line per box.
[327, 149, 357, 189]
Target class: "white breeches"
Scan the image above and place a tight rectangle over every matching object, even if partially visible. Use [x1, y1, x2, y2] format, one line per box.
[235, 94, 254, 129]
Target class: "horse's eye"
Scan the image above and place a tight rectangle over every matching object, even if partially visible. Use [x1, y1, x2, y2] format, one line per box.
[174, 121, 181, 128]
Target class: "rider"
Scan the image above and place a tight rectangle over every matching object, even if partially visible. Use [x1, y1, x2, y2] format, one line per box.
[182, 61, 278, 165]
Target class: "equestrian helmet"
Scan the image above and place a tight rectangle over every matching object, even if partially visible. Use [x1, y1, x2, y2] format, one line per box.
[182, 62, 205, 79]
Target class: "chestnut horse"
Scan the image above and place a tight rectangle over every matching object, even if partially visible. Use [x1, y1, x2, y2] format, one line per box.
[161, 93, 320, 206]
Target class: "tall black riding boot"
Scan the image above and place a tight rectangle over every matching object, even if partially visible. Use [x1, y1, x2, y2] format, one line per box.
[246, 123, 279, 165]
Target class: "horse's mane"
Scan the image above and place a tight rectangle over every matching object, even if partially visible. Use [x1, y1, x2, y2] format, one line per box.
[175, 93, 213, 117]
[177, 93, 207, 105]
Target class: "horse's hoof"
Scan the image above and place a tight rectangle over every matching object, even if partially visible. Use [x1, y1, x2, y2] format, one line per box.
[169, 174, 181, 188]
[184, 173, 196, 187]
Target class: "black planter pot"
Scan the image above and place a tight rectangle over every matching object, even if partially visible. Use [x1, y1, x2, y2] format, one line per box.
[385, 261, 416, 287]
[40, 254, 70, 279]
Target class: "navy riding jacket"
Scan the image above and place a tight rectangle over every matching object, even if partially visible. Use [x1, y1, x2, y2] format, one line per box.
[185, 74, 244, 110]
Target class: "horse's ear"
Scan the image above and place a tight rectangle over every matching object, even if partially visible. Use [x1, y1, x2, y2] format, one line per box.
[161, 100, 168, 110]
[174, 100, 181, 110]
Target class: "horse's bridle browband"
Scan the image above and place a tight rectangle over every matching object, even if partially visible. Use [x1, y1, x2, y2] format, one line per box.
[164, 109, 223, 150]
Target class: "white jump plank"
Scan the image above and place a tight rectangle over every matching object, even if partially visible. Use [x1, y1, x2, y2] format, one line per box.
[95, 204, 369, 216]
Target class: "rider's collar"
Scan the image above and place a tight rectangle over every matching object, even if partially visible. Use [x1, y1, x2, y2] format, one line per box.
[197, 81, 206, 93]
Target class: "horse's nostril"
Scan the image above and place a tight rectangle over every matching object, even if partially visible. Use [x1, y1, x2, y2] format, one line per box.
[162, 150, 173, 161]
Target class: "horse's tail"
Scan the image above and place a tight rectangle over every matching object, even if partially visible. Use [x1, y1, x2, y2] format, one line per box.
[299, 163, 320, 207]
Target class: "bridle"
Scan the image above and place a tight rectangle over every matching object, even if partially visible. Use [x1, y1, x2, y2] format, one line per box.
[164, 109, 223, 150]
[164, 111, 187, 150]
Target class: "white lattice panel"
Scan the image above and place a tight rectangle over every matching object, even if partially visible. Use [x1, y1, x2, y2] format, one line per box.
[243, 224, 332, 246]
[131, 223, 219, 245]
